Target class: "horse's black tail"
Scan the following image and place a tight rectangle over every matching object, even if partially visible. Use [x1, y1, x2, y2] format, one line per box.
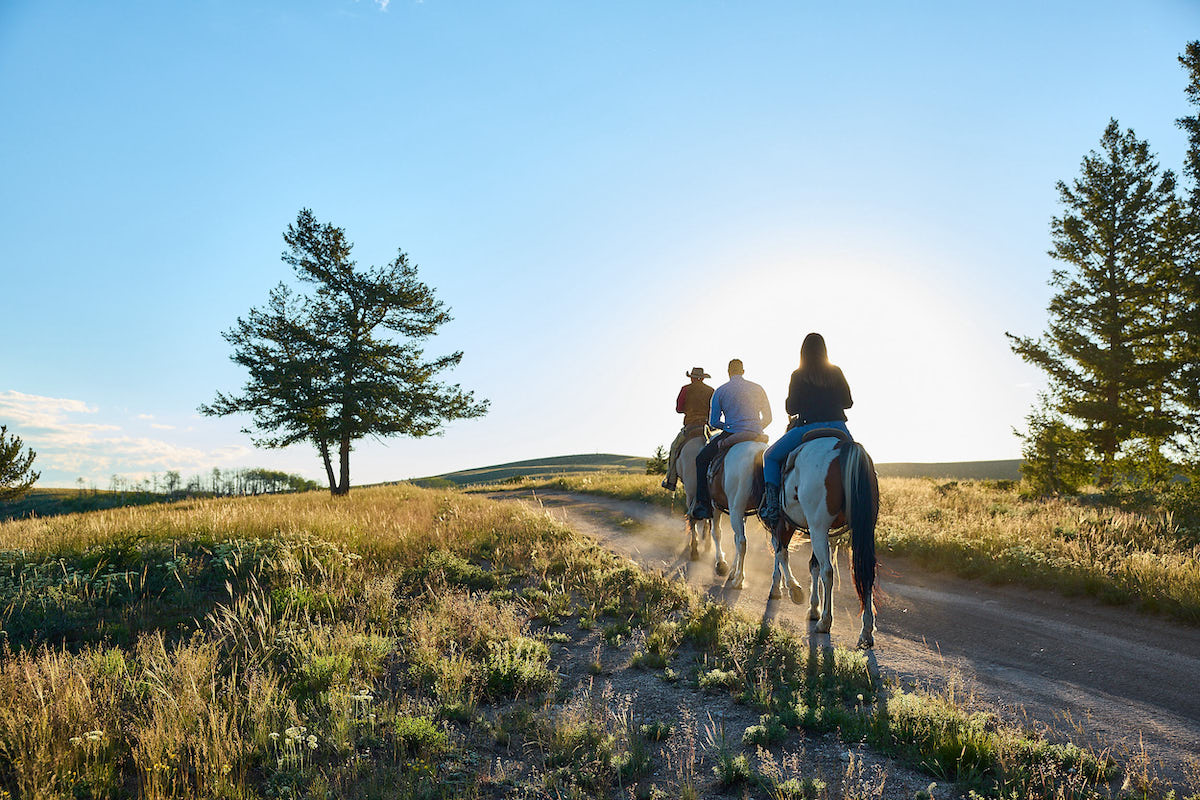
[841, 441, 879, 608]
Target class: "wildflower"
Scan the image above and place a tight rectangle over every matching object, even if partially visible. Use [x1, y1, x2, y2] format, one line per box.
[269, 732, 280, 741]
[69, 737, 83, 747]
[856, 693, 864, 702]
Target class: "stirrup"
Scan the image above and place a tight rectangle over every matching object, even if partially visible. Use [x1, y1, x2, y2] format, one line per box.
[758, 485, 780, 526]
[690, 502, 712, 520]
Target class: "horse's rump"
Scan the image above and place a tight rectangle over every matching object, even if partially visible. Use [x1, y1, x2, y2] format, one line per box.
[707, 441, 765, 514]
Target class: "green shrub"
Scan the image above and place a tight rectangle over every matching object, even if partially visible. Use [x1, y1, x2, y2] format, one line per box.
[392, 715, 448, 756]
[483, 636, 555, 698]
[742, 714, 787, 747]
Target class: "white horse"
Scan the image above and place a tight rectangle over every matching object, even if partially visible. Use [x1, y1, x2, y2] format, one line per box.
[679, 435, 726, 573]
[775, 435, 879, 648]
[710, 439, 767, 589]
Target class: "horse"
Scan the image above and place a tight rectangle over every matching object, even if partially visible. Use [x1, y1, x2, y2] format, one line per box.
[773, 434, 879, 648]
[679, 435, 726, 573]
[711, 438, 768, 589]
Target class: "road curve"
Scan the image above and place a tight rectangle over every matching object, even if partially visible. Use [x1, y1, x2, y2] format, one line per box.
[489, 489, 1200, 788]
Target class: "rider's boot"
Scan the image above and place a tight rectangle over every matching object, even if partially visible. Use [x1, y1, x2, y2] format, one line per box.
[661, 477, 676, 491]
[758, 483, 780, 527]
[690, 500, 712, 520]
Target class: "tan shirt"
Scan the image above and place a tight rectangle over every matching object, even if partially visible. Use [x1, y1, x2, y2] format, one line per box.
[677, 382, 714, 427]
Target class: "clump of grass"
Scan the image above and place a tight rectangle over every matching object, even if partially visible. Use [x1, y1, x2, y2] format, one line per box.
[742, 714, 788, 747]
[393, 715, 447, 757]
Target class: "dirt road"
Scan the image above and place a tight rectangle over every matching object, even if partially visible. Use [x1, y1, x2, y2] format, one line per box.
[490, 489, 1200, 787]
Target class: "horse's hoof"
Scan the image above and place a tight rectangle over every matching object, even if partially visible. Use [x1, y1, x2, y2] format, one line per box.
[815, 618, 832, 634]
[789, 584, 805, 604]
[808, 607, 820, 621]
[730, 576, 744, 589]
[715, 560, 729, 576]
[768, 587, 782, 600]
[857, 635, 874, 650]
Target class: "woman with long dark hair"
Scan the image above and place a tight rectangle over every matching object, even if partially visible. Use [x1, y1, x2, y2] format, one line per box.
[759, 332, 853, 525]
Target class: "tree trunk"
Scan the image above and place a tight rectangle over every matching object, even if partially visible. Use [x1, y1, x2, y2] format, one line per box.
[334, 436, 351, 496]
[318, 438, 338, 495]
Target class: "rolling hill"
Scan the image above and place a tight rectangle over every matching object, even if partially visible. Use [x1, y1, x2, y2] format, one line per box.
[411, 453, 1023, 487]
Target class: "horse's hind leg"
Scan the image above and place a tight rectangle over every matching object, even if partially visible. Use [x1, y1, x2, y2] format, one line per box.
[687, 517, 700, 561]
[808, 550, 820, 620]
[727, 511, 748, 589]
[810, 528, 834, 632]
[778, 527, 805, 604]
[712, 514, 728, 576]
[769, 529, 784, 599]
[771, 526, 804, 603]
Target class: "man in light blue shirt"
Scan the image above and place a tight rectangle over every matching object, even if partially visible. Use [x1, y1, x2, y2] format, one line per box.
[690, 359, 772, 518]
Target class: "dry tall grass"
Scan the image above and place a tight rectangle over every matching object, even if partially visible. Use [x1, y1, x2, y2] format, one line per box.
[0, 483, 1185, 799]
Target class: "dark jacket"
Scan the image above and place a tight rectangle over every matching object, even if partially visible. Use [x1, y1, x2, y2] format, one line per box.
[785, 366, 852, 424]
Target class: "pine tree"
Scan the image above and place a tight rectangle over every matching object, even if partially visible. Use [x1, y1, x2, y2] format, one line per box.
[202, 209, 489, 495]
[1008, 121, 1177, 484]
[0, 426, 39, 502]
[1172, 41, 1200, 454]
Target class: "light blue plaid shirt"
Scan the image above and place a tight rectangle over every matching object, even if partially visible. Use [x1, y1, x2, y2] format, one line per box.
[709, 375, 772, 434]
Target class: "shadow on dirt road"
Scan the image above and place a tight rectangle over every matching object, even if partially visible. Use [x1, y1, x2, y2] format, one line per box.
[489, 489, 1200, 788]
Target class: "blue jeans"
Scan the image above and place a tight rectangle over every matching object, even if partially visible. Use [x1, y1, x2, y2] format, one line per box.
[764, 421, 852, 487]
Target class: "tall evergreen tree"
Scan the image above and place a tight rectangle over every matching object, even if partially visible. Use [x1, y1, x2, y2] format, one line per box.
[202, 209, 489, 495]
[1008, 120, 1177, 484]
[1172, 41, 1200, 453]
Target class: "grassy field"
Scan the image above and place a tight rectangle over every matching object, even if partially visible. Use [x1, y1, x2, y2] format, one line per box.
[0, 485, 1167, 799]
[470, 472, 1200, 625]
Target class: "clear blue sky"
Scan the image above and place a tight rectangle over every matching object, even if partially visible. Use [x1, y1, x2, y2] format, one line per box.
[2, 0, 1197, 487]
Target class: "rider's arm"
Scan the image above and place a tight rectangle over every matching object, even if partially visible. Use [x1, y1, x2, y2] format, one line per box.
[676, 386, 687, 414]
[784, 371, 802, 417]
[837, 367, 853, 410]
[708, 388, 723, 430]
[759, 386, 773, 430]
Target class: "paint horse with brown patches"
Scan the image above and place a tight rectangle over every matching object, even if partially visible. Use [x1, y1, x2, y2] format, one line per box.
[773, 430, 879, 648]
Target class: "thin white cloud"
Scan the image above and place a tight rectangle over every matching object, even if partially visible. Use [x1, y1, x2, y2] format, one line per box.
[2, 389, 254, 484]
[137, 413, 154, 420]
[0, 390, 99, 429]
[376, 0, 390, 9]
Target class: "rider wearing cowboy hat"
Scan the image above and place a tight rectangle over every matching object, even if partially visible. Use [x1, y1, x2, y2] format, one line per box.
[661, 366, 714, 491]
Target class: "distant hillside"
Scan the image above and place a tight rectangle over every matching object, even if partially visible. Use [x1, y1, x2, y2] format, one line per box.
[0, 488, 181, 522]
[876, 460, 1022, 481]
[410, 453, 647, 487]
[411, 453, 1023, 487]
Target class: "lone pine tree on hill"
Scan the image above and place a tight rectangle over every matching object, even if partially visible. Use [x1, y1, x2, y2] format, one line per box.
[201, 209, 489, 496]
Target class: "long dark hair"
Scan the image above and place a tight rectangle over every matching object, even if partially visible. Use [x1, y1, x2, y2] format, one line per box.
[796, 332, 838, 388]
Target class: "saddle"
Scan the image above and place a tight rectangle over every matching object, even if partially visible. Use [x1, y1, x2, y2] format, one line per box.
[707, 432, 768, 514]
[680, 423, 708, 444]
[782, 432, 850, 533]
[800, 427, 851, 445]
